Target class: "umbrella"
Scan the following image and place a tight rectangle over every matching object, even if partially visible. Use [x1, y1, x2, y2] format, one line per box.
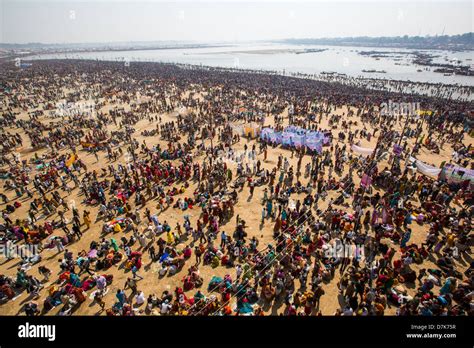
[87, 249, 98, 258]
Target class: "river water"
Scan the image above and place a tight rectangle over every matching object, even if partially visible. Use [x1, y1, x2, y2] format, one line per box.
[27, 42, 474, 87]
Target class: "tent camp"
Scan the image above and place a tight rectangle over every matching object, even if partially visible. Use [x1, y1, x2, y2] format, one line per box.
[232, 123, 261, 138]
[260, 126, 327, 153]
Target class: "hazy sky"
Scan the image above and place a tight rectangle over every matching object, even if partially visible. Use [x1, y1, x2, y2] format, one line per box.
[1, 0, 472, 44]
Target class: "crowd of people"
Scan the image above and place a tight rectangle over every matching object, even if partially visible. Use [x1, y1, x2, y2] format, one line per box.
[0, 59, 472, 316]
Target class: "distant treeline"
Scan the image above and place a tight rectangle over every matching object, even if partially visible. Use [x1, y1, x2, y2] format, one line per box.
[0, 41, 218, 50]
[278, 33, 473, 51]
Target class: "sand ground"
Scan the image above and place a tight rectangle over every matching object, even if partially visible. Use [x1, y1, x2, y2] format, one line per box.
[0, 89, 472, 316]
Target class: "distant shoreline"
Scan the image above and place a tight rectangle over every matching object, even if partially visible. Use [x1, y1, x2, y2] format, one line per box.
[10, 58, 472, 102]
[0, 44, 232, 61]
[278, 33, 473, 51]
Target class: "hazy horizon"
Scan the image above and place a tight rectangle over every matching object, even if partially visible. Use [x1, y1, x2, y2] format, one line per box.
[1, 0, 472, 45]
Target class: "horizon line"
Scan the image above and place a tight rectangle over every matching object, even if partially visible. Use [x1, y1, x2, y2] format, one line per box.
[1, 32, 472, 46]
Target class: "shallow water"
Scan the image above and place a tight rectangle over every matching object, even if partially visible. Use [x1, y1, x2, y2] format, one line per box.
[26, 42, 474, 86]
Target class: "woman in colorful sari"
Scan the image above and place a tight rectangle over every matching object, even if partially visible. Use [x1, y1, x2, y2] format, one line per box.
[70, 272, 81, 288]
[281, 208, 287, 222]
[266, 200, 273, 218]
[400, 229, 412, 249]
[83, 211, 91, 230]
[166, 230, 175, 245]
[110, 238, 119, 252]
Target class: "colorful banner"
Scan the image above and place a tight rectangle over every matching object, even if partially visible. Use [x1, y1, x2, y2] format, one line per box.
[408, 157, 441, 178]
[351, 144, 374, 157]
[441, 163, 474, 188]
